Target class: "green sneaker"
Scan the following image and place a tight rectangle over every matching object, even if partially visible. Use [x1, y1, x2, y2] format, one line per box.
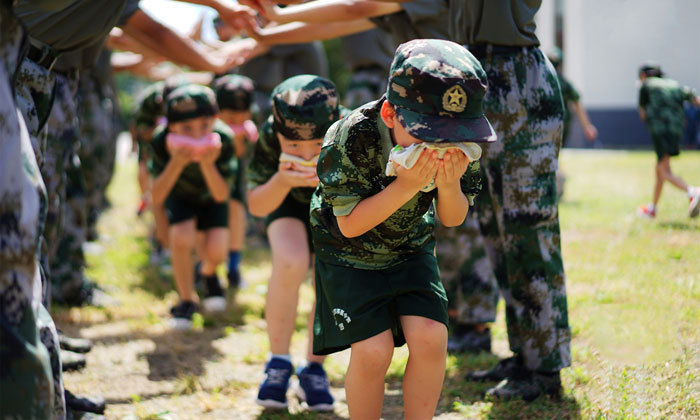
[485, 371, 562, 401]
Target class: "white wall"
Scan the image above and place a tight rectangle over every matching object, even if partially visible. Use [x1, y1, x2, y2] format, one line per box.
[561, 0, 700, 108]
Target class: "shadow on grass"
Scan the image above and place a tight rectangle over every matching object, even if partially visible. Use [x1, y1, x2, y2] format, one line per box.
[486, 394, 581, 419]
[256, 408, 347, 420]
[141, 328, 224, 381]
[657, 221, 700, 231]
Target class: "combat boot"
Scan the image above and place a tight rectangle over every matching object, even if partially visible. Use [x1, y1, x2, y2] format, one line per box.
[485, 370, 562, 401]
[465, 355, 524, 382]
[447, 324, 491, 354]
[65, 390, 106, 414]
[60, 349, 86, 372]
[58, 332, 93, 353]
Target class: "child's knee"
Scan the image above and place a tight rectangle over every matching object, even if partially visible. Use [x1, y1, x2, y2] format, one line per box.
[204, 229, 228, 262]
[170, 223, 195, 250]
[351, 334, 394, 373]
[273, 247, 310, 275]
[406, 319, 447, 358]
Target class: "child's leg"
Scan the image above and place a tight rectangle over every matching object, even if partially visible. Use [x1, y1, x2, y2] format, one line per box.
[345, 330, 394, 420]
[228, 199, 246, 275]
[195, 232, 206, 267]
[201, 228, 229, 276]
[658, 156, 689, 193]
[400, 315, 448, 420]
[154, 203, 170, 250]
[653, 160, 665, 207]
[266, 218, 311, 355]
[169, 219, 197, 301]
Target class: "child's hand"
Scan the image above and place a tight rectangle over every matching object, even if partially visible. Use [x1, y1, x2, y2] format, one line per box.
[171, 146, 193, 167]
[394, 149, 438, 193]
[434, 149, 468, 190]
[199, 145, 222, 165]
[277, 161, 319, 188]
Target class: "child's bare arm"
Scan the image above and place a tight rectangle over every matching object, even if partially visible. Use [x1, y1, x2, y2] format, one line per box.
[337, 150, 438, 238]
[254, 19, 375, 45]
[261, 0, 402, 25]
[151, 148, 191, 206]
[434, 150, 469, 227]
[247, 163, 318, 217]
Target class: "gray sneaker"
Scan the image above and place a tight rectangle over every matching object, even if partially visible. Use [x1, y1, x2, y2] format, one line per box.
[689, 189, 700, 218]
[486, 371, 562, 401]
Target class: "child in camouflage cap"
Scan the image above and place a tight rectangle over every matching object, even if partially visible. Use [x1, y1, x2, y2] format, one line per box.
[636, 64, 700, 219]
[213, 74, 258, 290]
[247, 74, 342, 411]
[310, 39, 493, 419]
[148, 84, 240, 329]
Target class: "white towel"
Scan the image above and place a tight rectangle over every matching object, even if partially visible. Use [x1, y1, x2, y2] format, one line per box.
[385, 142, 481, 192]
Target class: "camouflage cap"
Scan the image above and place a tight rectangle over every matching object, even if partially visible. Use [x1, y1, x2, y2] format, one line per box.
[214, 74, 255, 111]
[271, 74, 340, 141]
[639, 62, 663, 78]
[166, 84, 219, 123]
[387, 39, 496, 143]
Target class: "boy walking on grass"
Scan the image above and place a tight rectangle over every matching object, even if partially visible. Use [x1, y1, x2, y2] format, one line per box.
[247, 75, 343, 411]
[311, 39, 493, 420]
[149, 84, 239, 328]
[636, 64, 700, 219]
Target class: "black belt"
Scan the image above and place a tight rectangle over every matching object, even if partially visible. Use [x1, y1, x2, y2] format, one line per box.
[467, 44, 537, 59]
[27, 43, 59, 72]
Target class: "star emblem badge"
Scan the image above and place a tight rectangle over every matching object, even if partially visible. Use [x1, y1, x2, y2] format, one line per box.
[442, 85, 467, 113]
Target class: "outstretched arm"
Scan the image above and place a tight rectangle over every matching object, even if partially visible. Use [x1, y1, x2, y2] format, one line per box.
[261, 0, 402, 24]
[571, 101, 598, 142]
[255, 19, 375, 45]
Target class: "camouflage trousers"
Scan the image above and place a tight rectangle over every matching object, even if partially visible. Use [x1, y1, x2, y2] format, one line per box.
[77, 73, 117, 237]
[344, 66, 387, 110]
[474, 47, 570, 373]
[436, 211, 499, 324]
[46, 73, 88, 304]
[0, 5, 55, 419]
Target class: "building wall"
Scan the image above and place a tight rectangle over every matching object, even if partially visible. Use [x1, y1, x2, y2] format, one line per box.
[541, 0, 700, 147]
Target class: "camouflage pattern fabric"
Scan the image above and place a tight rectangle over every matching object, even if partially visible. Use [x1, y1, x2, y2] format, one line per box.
[166, 84, 219, 123]
[77, 70, 116, 237]
[310, 98, 482, 270]
[149, 120, 238, 205]
[436, 212, 498, 324]
[214, 73, 254, 111]
[386, 40, 496, 143]
[639, 76, 696, 140]
[51, 153, 89, 304]
[271, 74, 340, 141]
[0, 5, 54, 417]
[246, 116, 316, 204]
[557, 74, 580, 147]
[474, 47, 570, 373]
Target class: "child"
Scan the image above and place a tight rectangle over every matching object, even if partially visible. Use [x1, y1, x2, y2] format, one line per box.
[149, 84, 239, 328]
[214, 74, 258, 289]
[310, 39, 492, 419]
[247, 75, 342, 410]
[637, 64, 700, 219]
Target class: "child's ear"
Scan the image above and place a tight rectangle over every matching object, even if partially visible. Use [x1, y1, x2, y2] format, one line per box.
[380, 100, 396, 128]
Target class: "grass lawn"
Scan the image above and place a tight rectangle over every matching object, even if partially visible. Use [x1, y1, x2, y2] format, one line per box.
[56, 148, 700, 419]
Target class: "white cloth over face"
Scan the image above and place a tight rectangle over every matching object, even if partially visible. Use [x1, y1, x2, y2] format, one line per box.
[385, 142, 482, 192]
[279, 152, 319, 173]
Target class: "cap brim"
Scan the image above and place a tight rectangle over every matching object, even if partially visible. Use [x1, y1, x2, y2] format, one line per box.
[396, 107, 497, 143]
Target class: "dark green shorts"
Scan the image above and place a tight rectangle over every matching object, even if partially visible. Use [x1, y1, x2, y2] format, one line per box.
[230, 159, 246, 204]
[312, 253, 448, 356]
[651, 131, 681, 161]
[165, 195, 228, 230]
[265, 194, 312, 251]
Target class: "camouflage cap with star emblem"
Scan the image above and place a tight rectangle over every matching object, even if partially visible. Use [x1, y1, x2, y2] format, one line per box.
[386, 39, 496, 143]
[271, 74, 340, 141]
[166, 84, 219, 123]
[214, 74, 255, 111]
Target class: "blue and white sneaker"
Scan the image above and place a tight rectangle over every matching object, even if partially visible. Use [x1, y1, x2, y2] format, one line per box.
[256, 357, 293, 409]
[294, 362, 334, 411]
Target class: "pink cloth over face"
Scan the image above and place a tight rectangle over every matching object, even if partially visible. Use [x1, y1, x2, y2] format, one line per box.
[166, 132, 221, 162]
[229, 120, 259, 143]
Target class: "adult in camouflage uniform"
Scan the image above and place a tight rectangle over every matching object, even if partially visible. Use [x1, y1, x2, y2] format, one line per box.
[311, 39, 489, 419]
[449, 0, 571, 401]
[340, 28, 393, 109]
[247, 75, 341, 411]
[636, 64, 700, 219]
[0, 3, 54, 418]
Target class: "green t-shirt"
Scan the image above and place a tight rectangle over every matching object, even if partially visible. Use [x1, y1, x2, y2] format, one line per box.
[310, 98, 482, 270]
[246, 116, 316, 204]
[370, 0, 449, 46]
[448, 0, 541, 47]
[14, 0, 134, 52]
[639, 77, 696, 137]
[148, 120, 238, 205]
[557, 73, 580, 138]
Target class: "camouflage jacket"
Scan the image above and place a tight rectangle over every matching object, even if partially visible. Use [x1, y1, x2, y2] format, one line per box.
[639, 77, 696, 136]
[148, 120, 238, 205]
[246, 116, 316, 204]
[310, 98, 482, 270]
